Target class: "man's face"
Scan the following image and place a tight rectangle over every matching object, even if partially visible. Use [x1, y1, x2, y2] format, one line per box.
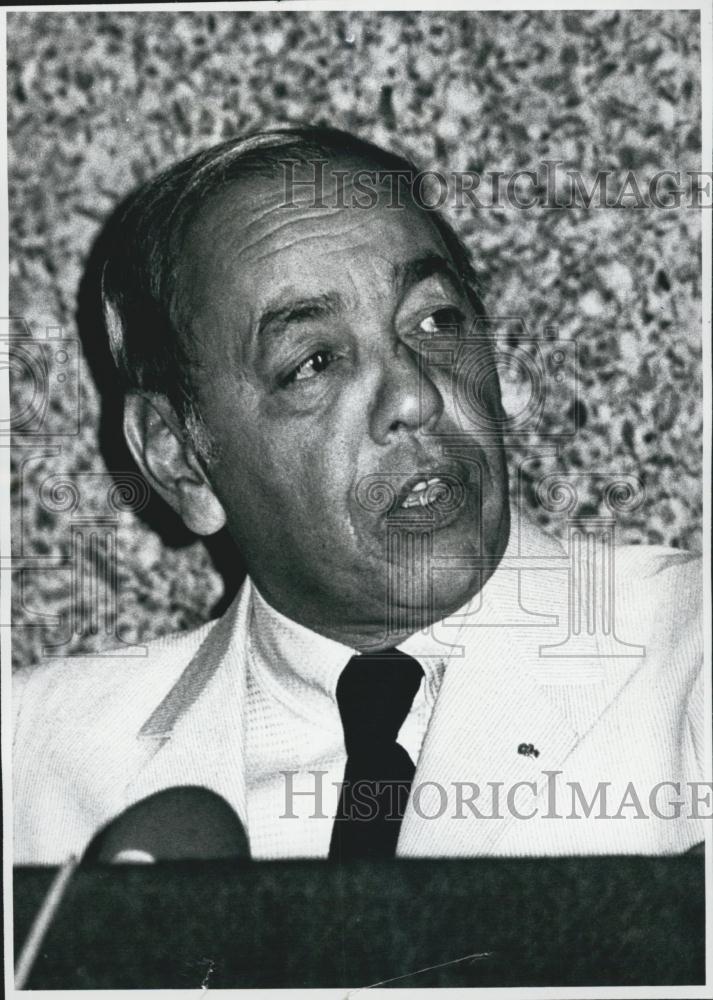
[173, 166, 509, 647]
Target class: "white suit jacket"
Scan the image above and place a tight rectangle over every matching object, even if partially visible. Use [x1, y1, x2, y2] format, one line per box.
[13, 515, 708, 863]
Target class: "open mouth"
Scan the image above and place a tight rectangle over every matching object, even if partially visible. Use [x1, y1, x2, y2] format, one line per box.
[353, 466, 471, 526]
[388, 469, 468, 521]
[396, 474, 452, 509]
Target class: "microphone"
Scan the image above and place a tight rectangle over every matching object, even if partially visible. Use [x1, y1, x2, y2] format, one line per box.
[17, 788, 248, 985]
[82, 786, 250, 863]
[685, 841, 705, 855]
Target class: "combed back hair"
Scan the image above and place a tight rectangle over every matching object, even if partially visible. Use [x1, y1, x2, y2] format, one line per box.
[101, 125, 486, 459]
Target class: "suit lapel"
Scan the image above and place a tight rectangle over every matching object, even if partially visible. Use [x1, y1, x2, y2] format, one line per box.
[399, 513, 647, 857]
[398, 525, 577, 855]
[124, 582, 252, 826]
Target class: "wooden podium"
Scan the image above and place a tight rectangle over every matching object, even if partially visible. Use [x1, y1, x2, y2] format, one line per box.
[14, 856, 705, 989]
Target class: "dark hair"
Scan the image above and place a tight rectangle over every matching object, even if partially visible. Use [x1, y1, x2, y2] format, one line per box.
[101, 125, 485, 435]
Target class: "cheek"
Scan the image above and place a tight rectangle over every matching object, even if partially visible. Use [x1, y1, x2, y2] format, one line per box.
[212, 423, 348, 536]
[435, 344, 503, 420]
[282, 442, 351, 526]
[202, 376, 362, 526]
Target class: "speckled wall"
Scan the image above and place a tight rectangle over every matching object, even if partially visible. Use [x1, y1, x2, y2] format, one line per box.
[8, 9, 702, 667]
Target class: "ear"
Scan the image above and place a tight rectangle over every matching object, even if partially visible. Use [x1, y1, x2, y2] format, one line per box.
[123, 392, 227, 536]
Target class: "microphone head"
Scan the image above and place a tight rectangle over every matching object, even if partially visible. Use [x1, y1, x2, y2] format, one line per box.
[83, 786, 250, 863]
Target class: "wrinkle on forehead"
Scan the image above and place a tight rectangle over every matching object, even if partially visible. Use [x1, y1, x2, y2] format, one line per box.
[224, 201, 359, 261]
[196, 201, 423, 273]
[184, 170, 444, 270]
[246, 218, 398, 269]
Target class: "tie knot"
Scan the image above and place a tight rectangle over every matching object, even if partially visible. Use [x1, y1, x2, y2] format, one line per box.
[335, 648, 424, 755]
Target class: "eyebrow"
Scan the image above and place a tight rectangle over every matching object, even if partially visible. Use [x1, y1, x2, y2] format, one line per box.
[254, 253, 463, 341]
[256, 292, 344, 341]
[393, 252, 464, 299]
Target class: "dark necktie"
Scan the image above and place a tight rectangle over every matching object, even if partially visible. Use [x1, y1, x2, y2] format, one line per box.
[329, 648, 424, 861]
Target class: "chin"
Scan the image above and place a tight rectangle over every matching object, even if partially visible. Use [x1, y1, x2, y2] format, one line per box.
[383, 551, 488, 621]
[382, 580, 479, 635]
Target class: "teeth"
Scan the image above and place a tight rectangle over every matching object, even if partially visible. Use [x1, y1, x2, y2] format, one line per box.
[400, 476, 444, 508]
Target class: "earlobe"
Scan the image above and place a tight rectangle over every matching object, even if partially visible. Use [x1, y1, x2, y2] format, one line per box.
[123, 392, 226, 536]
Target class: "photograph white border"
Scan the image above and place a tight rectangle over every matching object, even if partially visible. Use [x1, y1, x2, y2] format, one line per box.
[1, 2, 710, 997]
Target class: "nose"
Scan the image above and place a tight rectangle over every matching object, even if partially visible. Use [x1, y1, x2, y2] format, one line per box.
[368, 342, 444, 445]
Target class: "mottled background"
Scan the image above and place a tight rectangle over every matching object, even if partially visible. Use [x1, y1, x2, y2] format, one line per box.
[8, 9, 702, 667]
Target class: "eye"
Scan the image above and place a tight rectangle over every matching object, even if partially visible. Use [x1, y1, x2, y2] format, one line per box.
[417, 307, 465, 336]
[282, 349, 336, 386]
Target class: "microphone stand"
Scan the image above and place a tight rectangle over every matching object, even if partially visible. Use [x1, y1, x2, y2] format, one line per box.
[15, 854, 79, 989]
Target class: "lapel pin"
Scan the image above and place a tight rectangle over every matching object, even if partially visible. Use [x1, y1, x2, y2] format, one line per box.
[518, 743, 540, 758]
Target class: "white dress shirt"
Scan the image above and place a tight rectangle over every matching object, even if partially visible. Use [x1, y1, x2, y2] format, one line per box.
[244, 583, 460, 859]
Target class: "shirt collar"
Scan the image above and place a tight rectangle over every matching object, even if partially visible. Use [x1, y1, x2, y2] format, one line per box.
[246, 503, 536, 710]
[246, 580, 475, 712]
[248, 582, 357, 703]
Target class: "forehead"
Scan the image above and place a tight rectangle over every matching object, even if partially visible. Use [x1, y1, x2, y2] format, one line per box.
[174, 170, 451, 321]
